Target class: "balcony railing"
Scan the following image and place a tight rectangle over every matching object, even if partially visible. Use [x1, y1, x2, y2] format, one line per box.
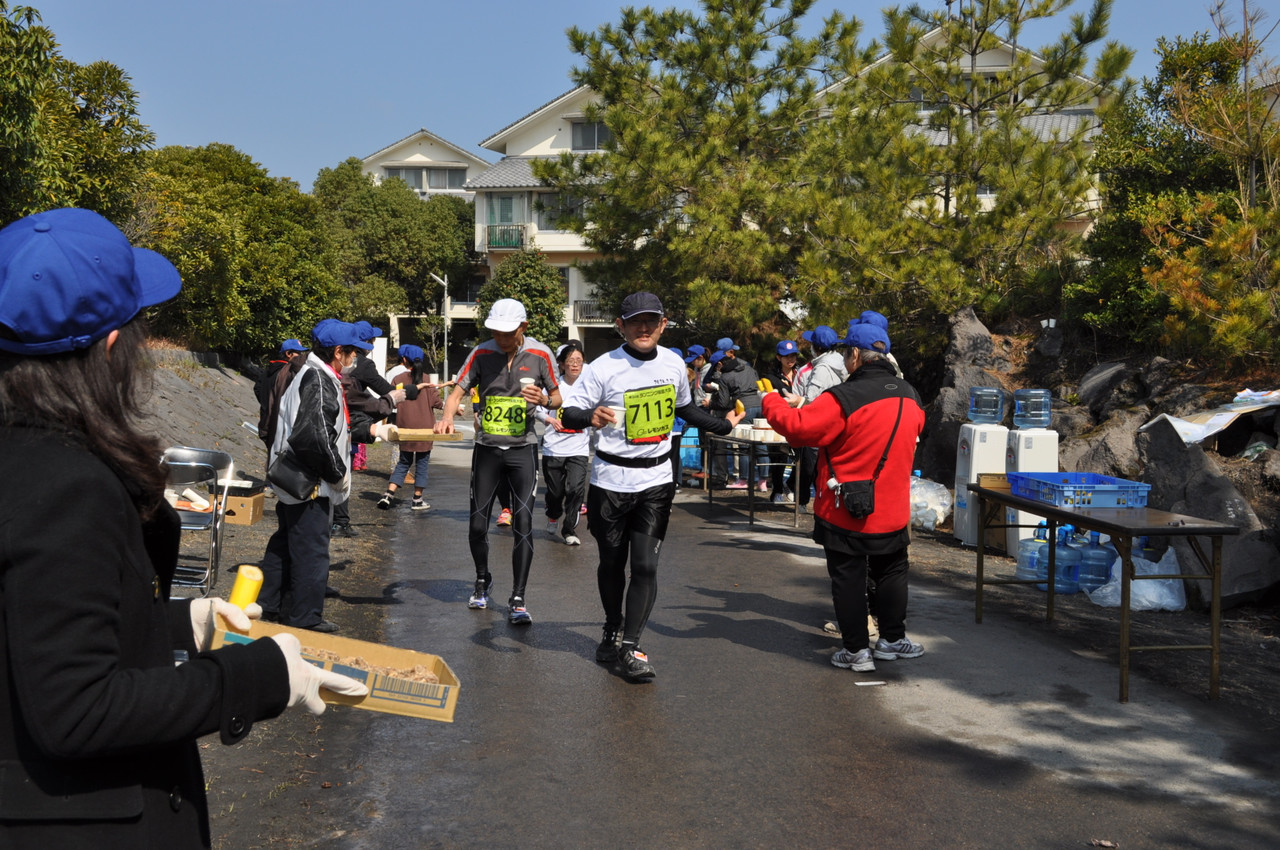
[485, 224, 526, 249]
[574, 299, 612, 324]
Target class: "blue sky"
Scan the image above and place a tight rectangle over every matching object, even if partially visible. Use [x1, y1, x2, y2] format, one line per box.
[33, 0, 1280, 191]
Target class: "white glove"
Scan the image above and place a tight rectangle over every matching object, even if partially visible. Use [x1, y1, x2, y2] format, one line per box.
[388, 389, 408, 404]
[370, 422, 396, 442]
[268, 632, 369, 715]
[191, 597, 262, 652]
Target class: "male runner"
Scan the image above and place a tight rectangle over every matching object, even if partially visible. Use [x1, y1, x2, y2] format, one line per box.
[434, 298, 560, 624]
[561, 292, 744, 680]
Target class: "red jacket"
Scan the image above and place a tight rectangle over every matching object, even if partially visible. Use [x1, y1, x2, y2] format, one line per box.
[763, 360, 925, 537]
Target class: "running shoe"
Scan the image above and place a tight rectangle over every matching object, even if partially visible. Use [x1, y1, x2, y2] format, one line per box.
[411, 498, 430, 511]
[831, 648, 876, 672]
[822, 621, 842, 637]
[772, 491, 795, 504]
[497, 508, 512, 527]
[508, 597, 532, 625]
[726, 479, 749, 490]
[613, 645, 656, 681]
[580, 504, 588, 515]
[467, 580, 492, 609]
[377, 492, 393, 510]
[873, 636, 925, 660]
[595, 629, 620, 663]
[547, 518, 558, 535]
[757, 479, 769, 492]
[563, 534, 581, 546]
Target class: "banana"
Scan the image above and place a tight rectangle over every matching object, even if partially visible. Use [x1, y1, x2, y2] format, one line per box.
[734, 399, 745, 415]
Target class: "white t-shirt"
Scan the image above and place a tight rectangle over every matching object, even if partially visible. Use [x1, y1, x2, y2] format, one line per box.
[571, 345, 690, 493]
[537, 369, 592, 458]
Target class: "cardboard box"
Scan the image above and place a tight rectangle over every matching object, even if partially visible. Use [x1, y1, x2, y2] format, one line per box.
[211, 619, 460, 722]
[222, 491, 265, 526]
[977, 473, 1012, 553]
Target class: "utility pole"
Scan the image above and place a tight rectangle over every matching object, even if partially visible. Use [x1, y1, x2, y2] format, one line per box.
[428, 272, 450, 380]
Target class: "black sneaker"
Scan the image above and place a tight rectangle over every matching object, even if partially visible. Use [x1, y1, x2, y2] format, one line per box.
[302, 620, 340, 634]
[595, 629, 620, 664]
[377, 492, 393, 510]
[331, 523, 358, 538]
[613, 645, 656, 681]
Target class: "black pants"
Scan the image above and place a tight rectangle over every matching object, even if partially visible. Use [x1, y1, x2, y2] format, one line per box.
[823, 545, 910, 653]
[542, 454, 588, 538]
[588, 483, 674, 646]
[469, 443, 538, 598]
[260, 497, 332, 628]
[797, 446, 818, 506]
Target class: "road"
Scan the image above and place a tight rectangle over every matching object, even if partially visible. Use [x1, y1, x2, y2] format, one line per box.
[255, 435, 1280, 849]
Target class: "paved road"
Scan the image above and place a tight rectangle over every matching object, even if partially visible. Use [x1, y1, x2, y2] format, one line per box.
[328, 436, 1280, 849]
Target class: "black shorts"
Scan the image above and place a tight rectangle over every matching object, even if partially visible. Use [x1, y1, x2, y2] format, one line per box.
[587, 483, 675, 548]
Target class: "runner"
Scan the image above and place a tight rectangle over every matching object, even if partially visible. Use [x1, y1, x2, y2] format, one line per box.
[434, 298, 560, 624]
[560, 292, 745, 681]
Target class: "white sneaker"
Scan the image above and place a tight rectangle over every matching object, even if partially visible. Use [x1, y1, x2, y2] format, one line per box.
[873, 636, 924, 660]
[563, 534, 581, 546]
[831, 648, 875, 672]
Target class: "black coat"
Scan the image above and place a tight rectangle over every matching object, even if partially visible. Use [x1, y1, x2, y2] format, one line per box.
[0, 426, 289, 849]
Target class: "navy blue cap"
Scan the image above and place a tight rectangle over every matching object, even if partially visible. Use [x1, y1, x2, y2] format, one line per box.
[840, 322, 890, 353]
[776, 339, 798, 356]
[620, 291, 664, 319]
[312, 319, 373, 351]
[0, 208, 182, 355]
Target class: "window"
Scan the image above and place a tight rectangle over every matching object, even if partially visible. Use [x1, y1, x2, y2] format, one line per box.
[384, 167, 423, 189]
[536, 193, 584, 231]
[427, 168, 467, 190]
[556, 267, 570, 297]
[487, 193, 523, 225]
[571, 121, 613, 151]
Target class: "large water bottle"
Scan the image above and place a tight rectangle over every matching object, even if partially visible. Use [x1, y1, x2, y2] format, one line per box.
[1036, 528, 1081, 594]
[968, 386, 1005, 424]
[1013, 388, 1052, 429]
[1078, 531, 1117, 592]
[1015, 521, 1047, 583]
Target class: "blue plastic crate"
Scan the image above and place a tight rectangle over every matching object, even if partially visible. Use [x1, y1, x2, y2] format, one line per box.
[1006, 472, 1150, 508]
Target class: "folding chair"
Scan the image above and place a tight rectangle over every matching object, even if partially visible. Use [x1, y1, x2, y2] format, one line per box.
[162, 446, 234, 597]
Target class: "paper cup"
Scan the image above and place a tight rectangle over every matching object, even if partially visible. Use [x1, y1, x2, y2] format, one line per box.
[608, 406, 626, 428]
[753, 418, 769, 429]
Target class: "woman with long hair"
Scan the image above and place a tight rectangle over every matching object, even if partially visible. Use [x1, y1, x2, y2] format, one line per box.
[0, 209, 364, 849]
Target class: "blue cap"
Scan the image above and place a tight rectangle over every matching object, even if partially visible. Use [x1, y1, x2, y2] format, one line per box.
[858, 310, 889, 330]
[841, 322, 890, 353]
[709, 350, 727, 364]
[776, 339, 798, 356]
[280, 338, 307, 353]
[804, 325, 839, 351]
[398, 344, 425, 362]
[0, 208, 182, 355]
[312, 319, 373, 351]
[353, 320, 383, 341]
[668, 346, 683, 359]
[715, 337, 739, 351]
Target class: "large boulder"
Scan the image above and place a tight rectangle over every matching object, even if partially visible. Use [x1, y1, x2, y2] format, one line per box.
[1059, 406, 1149, 478]
[1136, 417, 1280, 607]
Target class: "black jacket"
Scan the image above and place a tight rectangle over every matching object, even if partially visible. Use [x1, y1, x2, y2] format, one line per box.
[0, 426, 289, 848]
[705, 357, 761, 412]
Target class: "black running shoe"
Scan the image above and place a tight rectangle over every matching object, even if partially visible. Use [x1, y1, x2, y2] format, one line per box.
[613, 645, 656, 681]
[595, 629, 620, 664]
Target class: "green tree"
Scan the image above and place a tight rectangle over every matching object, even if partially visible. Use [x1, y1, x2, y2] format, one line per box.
[0, 2, 153, 226]
[536, 0, 861, 349]
[476, 250, 566, 345]
[312, 158, 467, 320]
[138, 143, 343, 353]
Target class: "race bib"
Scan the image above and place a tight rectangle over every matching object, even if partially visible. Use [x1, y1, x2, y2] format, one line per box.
[482, 395, 526, 436]
[621, 385, 676, 442]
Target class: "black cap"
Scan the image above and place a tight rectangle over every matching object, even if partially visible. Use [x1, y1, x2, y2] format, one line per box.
[620, 291, 664, 319]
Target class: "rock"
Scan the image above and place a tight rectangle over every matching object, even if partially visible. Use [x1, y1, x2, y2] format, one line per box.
[1059, 407, 1149, 478]
[1137, 417, 1280, 607]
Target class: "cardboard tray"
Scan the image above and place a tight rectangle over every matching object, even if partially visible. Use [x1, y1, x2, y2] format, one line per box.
[387, 426, 463, 442]
[211, 619, 460, 722]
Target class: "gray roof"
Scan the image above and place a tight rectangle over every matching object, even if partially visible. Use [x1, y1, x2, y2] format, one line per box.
[464, 156, 553, 190]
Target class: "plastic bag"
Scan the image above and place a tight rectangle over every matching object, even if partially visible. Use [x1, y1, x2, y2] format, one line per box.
[910, 475, 953, 530]
[1085, 545, 1186, 611]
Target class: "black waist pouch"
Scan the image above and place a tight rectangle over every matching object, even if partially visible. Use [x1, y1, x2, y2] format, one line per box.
[839, 479, 876, 519]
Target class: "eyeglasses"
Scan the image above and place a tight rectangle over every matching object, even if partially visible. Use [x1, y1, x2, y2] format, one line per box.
[622, 315, 664, 328]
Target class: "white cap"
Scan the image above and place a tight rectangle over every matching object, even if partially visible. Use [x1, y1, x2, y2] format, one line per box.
[485, 298, 527, 332]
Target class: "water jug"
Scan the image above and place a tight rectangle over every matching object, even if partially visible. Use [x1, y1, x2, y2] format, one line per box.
[1015, 522, 1047, 583]
[1078, 531, 1116, 592]
[968, 386, 1005, 424]
[1013, 388, 1051, 429]
[1036, 528, 1080, 594]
